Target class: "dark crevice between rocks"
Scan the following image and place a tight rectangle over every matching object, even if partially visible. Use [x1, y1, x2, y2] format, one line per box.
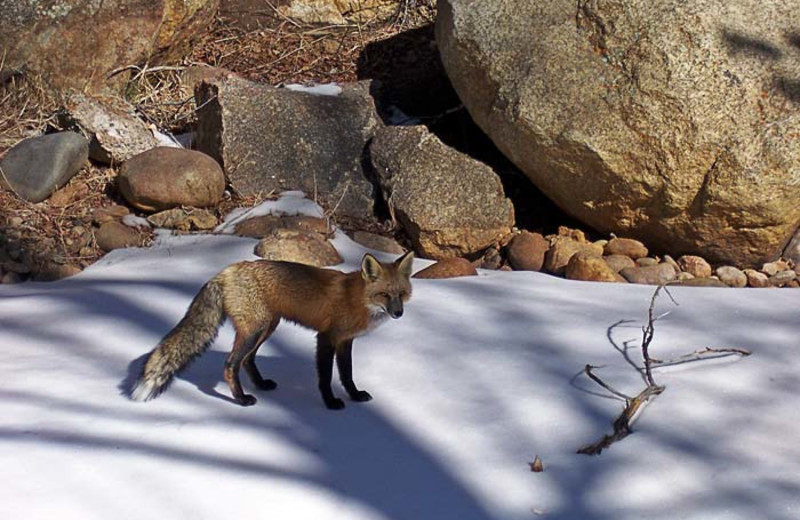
[356, 23, 582, 238]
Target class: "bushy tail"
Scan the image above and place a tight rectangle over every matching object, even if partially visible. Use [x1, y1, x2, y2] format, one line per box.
[130, 278, 225, 401]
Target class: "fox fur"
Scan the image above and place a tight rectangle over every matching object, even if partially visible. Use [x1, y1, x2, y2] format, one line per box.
[131, 252, 414, 410]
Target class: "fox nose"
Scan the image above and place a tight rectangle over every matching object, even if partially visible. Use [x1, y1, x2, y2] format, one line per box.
[387, 300, 404, 319]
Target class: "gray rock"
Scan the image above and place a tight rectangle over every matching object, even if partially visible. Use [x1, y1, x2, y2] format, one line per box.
[118, 147, 225, 212]
[254, 229, 342, 267]
[370, 125, 514, 259]
[506, 231, 549, 272]
[619, 263, 677, 285]
[603, 254, 636, 273]
[0, 132, 88, 202]
[195, 76, 382, 225]
[62, 94, 161, 164]
[715, 265, 747, 288]
[437, 0, 800, 266]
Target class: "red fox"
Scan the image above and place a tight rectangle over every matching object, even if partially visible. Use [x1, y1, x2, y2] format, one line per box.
[131, 251, 414, 410]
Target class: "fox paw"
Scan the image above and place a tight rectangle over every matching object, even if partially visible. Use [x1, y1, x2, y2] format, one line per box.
[351, 390, 372, 402]
[237, 394, 257, 406]
[324, 397, 345, 410]
[256, 379, 278, 391]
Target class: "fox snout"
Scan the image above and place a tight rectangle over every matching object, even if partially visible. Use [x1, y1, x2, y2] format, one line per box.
[386, 298, 404, 319]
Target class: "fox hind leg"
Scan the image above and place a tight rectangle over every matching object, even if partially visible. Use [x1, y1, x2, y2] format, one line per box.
[336, 339, 372, 403]
[243, 318, 280, 391]
[316, 333, 345, 410]
[224, 330, 262, 406]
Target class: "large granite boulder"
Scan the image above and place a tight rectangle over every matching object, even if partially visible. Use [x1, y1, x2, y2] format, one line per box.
[0, 0, 218, 92]
[436, 0, 800, 266]
[370, 125, 514, 259]
[195, 75, 383, 225]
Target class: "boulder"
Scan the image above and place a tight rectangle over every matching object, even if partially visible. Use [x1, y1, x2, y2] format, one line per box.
[604, 238, 648, 260]
[351, 231, 406, 255]
[0, 132, 88, 203]
[565, 253, 625, 283]
[0, 0, 218, 92]
[254, 229, 342, 267]
[62, 94, 161, 164]
[118, 148, 225, 212]
[715, 265, 747, 288]
[782, 228, 800, 267]
[544, 236, 603, 275]
[506, 231, 548, 272]
[412, 258, 477, 279]
[436, 0, 800, 266]
[370, 125, 514, 259]
[195, 76, 382, 225]
[619, 263, 677, 285]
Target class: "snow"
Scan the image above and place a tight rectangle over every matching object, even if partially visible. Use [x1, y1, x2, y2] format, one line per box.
[284, 83, 343, 96]
[1, 194, 799, 520]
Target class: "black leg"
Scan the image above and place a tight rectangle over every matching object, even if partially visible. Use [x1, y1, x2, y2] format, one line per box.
[317, 334, 344, 410]
[243, 319, 279, 391]
[225, 332, 258, 406]
[336, 339, 372, 403]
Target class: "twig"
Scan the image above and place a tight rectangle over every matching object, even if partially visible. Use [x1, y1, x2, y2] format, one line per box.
[583, 365, 631, 400]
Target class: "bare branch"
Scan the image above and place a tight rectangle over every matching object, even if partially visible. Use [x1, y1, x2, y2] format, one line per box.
[583, 365, 631, 400]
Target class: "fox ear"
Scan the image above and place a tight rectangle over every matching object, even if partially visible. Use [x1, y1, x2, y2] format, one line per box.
[361, 253, 384, 281]
[395, 251, 415, 279]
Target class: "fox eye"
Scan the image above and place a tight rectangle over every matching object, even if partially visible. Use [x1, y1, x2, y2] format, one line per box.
[377, 292, 390, 299]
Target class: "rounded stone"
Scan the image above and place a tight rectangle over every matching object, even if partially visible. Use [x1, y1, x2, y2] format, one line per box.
[412, 258, 477, 279]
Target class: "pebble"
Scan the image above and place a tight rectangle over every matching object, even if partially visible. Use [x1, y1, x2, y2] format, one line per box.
[677, 255, 713, 278]
[744, 269, 770, 288]
[619, 263, 677, 285]
[604, 237, 648, 259]
[507, 231, 549, 272]
[715, 265, 747, 288]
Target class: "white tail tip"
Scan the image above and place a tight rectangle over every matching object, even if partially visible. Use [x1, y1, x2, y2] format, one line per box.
[130, 378, 159, 402]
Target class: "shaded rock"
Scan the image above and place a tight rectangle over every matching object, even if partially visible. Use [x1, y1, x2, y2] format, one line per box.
[235, 215, 330, 238]
[351, 231, 406, 255]
[195, 76, 382, 224]
[662, 254, 680, 274]
[412, 258, 477, 279]
[604, 238, 648, 259]
[118, 147, 225, 212]
[671, 277, 728, 288]
[566, 253, 625, 283]
[254, 229, 342, 267]
[1, 271, 24, 284]
[147, 208, 217, 231]
[370, 125, 514, 259]
[635, 257, 659, 267]
[478, 247, 504, 270]
[2, 261, 31, 275]
[62, 94, 161, 164]
[557, 226, 587, 243]
[95, 221, 144, 251]
[436, 0, 800, 266]
[92, 205, 131, 225]
[506, 231, 548, 272]
[676, 272, 695, 281]
[677, 255, 713, 278]
[0, 0, 218, 92]
[0, 132, 88, 203]
[761, 260, 791, 277]
[619, 263, 677, 285]
[782, 228, 800, 267]
[603, 254, 636, 273]
[544, 236, 603, 275]
[34, 263, 82, 282]
[769, 270, 797, 287]
[715, 266, 747, 288]
[744, 269, 770, 288]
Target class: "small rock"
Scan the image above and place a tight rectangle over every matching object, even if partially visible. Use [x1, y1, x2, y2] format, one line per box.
[544, 236, 603, 275]
[619, 263, 676, 285]
[662, 255, 680, 273]
[769, 270, 797, 287]
[677, 255, 713, 278]
[254, 229, 342, 267]
[413, 258, 477, 279]
[34, 263, 82, 281]
[235, 215, 330, 238]
[147, 208, 217, 231]
[744, 269, 770, 288]
[603, 254, 636, 272]
[635, 257, 659, 267]
[351, 231, 406, 255]
[92, 205, 131, 225]
[507, 231, 549, 272]
[95, 221, 144, 251]
[62, 93, 162, 164]
[0, 132, 89, 203]
[715, 265, 747, 288]
[118, 147, 225, 212]
[671, 277, 728, 288]
[604, 237, 648, 259]
[558, 226, 587, 243]
[676, 272, 695, 281]
[478, 247, 504, 270]
[566, 253, 625, 283]
[761, 260, 791, 277]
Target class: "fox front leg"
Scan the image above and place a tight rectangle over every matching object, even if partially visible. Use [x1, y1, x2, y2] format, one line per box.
[316, 334, 345, 410]
[336, 339, 372, 403]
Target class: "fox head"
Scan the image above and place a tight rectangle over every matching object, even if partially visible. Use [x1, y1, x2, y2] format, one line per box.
[361, 251, 414, 319]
